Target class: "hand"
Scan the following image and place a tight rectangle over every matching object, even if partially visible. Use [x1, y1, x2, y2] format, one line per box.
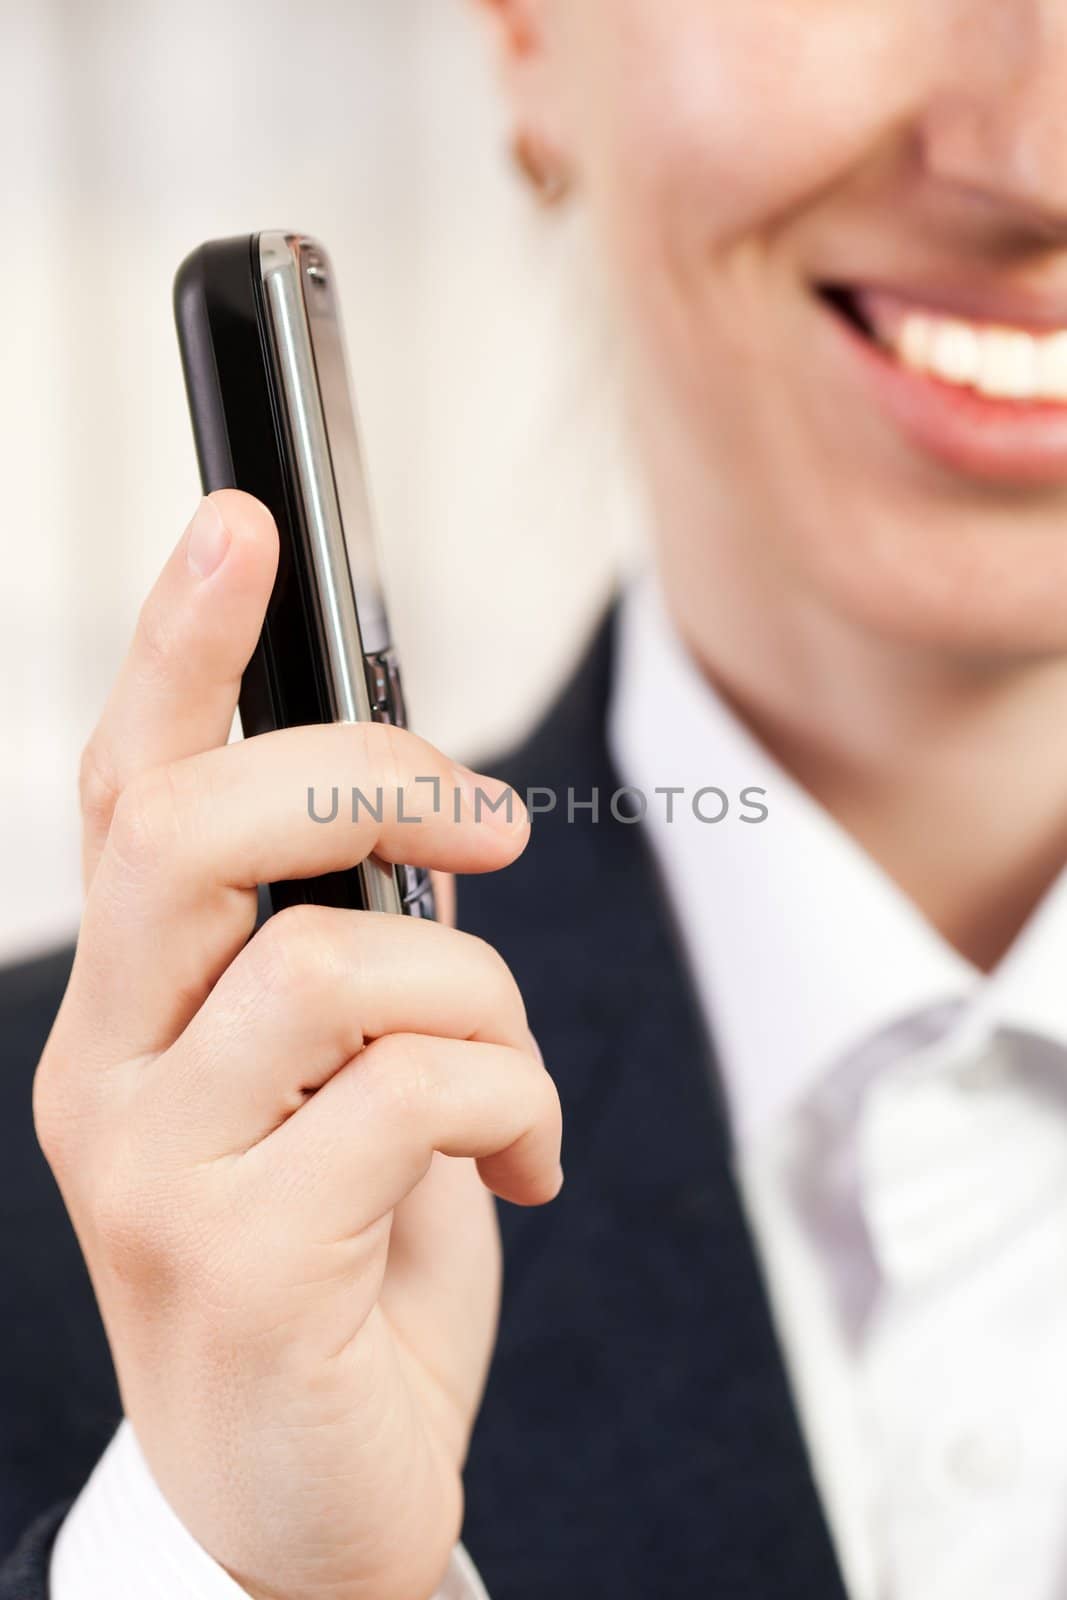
[34, 492, 562, 1600]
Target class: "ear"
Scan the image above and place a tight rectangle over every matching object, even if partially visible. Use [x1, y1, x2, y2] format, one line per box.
[473, 0, 545, 62]
[472, 0, 571, 192]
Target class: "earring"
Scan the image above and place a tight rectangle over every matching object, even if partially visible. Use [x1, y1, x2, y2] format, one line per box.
[512, 132, 571, 206]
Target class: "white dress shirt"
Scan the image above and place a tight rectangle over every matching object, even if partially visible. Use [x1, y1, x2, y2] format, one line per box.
[609, 573, 1067, 1600]
[53, 572, 1067, 1598]
[51, 1424, 490, 1599]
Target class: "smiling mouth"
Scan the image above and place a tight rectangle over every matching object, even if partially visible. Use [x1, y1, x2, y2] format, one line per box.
[820, 286, 1067, 407]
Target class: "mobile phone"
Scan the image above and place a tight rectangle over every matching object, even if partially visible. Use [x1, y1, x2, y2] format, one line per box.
[173, 230, 435, 921]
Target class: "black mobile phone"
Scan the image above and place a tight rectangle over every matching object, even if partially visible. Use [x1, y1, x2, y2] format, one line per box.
[173, 230, 436, 921]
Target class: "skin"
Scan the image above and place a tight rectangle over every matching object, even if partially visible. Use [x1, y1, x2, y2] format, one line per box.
[34, 3, 1067, 1598]
[487, 0, 1067, 968]
[37, 492, 562, 1600]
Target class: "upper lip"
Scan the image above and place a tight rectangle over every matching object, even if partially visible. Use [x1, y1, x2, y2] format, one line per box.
[821, 278, 1067, 333]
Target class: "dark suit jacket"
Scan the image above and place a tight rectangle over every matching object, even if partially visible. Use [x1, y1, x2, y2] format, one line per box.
[0, 617, 847, 1598]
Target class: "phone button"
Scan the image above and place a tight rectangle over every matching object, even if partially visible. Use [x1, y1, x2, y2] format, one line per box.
[400, 863, 436, 919]
[364, 649, 409, 729]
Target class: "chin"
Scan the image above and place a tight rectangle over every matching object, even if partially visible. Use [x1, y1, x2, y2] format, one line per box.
[812, 506, 1067, 662]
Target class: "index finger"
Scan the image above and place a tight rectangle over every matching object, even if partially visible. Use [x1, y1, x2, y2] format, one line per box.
[71, 723, 528, 1059]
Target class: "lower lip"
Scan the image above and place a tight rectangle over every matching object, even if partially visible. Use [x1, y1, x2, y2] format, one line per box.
[818, 296, 1067, 485]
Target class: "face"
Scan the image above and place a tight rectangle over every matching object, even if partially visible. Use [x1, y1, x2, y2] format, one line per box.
[485, 0, 1067, 665]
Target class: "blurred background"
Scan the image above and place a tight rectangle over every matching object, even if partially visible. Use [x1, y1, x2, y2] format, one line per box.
[0, 0, 641, 963]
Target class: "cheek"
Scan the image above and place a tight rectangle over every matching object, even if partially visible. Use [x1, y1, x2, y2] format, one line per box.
[564, 3, 912, 271]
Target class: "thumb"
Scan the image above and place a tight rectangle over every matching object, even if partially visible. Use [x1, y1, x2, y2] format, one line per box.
[79, 489, 279, 890]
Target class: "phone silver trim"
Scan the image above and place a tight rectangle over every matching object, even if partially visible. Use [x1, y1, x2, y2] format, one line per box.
[258, 230, 402, 916]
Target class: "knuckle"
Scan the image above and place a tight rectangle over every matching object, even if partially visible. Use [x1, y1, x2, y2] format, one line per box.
[32, 1047, 79, 1175]
[251, 903, 345, 998]
[356, 718, 405, 794]
[516, 1047, 561, 1137]
[134, 590, 181, 680]
[86, 1145, 192, 1290]
[449, 930, 529, 1042]
[34, 1053, 245, 1315]
[78, 737, 121, 840]
[468, 933, 525, 1013]
[356, 720, 432, 816]
[374, 717, 414, 775]
[360, 1033, 435, 1126]
[87, 1155, 147, 1258]
[537, 1064, 564, 1134]
[31, 1004, 112, 1179]
[106, 763, 190, 879]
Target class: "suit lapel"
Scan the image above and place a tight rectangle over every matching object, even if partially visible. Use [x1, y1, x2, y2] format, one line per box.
[460, 614, 848, 1599]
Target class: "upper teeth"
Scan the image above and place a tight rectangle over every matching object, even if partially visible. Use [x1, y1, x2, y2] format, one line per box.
[892, 313, 1067, 403]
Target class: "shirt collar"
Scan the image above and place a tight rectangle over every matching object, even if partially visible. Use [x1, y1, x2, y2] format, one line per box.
[607, 573, 1067, 1150]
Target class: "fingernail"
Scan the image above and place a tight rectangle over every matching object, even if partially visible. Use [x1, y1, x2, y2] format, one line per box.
[185, 497, 230, 580]
[453, 766, 526, 830]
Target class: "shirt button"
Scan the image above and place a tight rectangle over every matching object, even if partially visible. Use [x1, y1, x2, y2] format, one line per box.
[943, 1424, 1022, 1494]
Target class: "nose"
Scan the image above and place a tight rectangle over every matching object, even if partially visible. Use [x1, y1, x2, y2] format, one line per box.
[920, 1, 1067, 235]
